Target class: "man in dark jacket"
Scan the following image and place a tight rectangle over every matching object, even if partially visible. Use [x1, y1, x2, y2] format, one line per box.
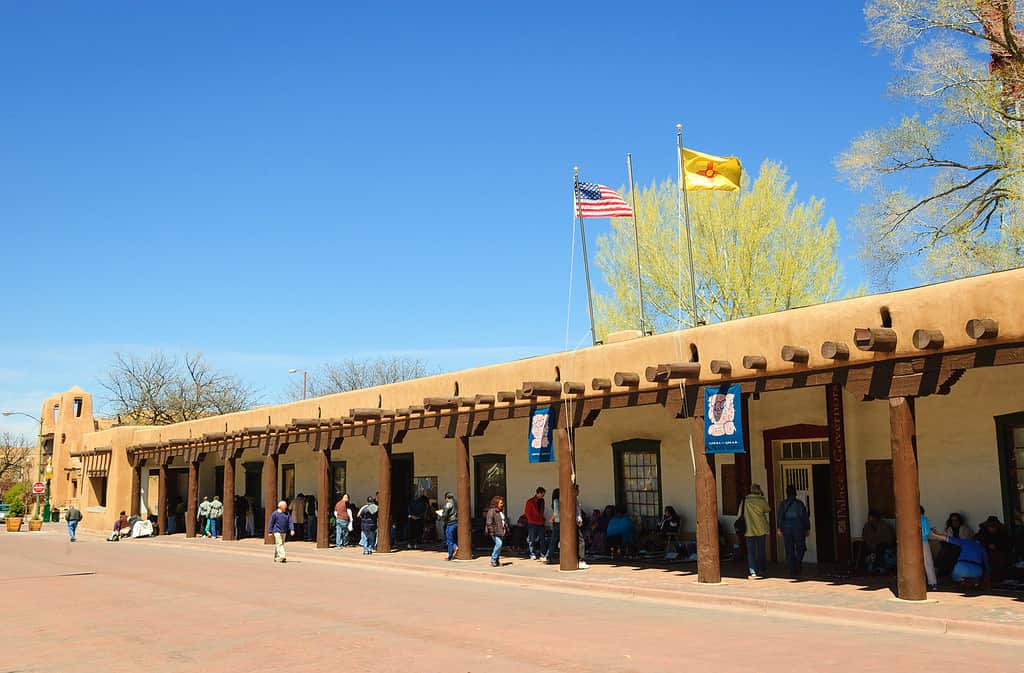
[358, 497, 379, 555]
[66, 505, 83, 542]
[442, 492, 458, 561]
[776, 484, 811, 576]
[268, 500, 295, 563]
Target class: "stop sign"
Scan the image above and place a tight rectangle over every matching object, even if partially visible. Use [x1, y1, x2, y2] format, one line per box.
[32, 481, 45, 495]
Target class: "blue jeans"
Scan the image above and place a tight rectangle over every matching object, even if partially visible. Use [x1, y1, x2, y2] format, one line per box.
[209, 517, 219, 538]
[445, 523, 458, 559]
[306, 517, 316, 541]
[745, 535, 767, 576]
[952, 561, 984, 583]
[781, 528, 806, 574]
[527, 523, 545, 558]
[335, 520, 349, 548]
[67, 520, 78, 541]
[546, 522, 560, 559]
[491, 535, 504, 564]
[361, 529, 377, 553]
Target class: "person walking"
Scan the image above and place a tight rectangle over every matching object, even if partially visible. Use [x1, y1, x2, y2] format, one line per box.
[544, 488, 561, 563]
[65, 504, 82, 542]
[197, 496, 211, 538]
[485, 496, 508, 567]
[776, 484, 811, 576]
[741, 484, 771, 579]
[523, 486, 546, 560]
[291, 493, 306, 539]
[268, 500, 295, 563]
[358, 496, 379, 554]
[305, 494, 317, 542]
[208, 495, 224, 539]
[442, 491, 459, 561]
[334, 493, 351, 549]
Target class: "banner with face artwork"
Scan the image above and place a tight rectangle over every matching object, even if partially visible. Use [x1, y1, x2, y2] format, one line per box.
[528, 406, 554, 463]
[704, 384, 745, 454]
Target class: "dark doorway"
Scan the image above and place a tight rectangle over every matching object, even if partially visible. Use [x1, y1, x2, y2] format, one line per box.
[243, 462, 262, 503]
[812, 464, 836, 563]
[473, 454, 507, 518]
[214, 465, 224, 500]
[391, 453, 415, 538]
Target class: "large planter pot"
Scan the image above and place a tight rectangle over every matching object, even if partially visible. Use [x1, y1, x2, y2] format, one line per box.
[28, 519, 43, 532]
[5, 517, 23, 532]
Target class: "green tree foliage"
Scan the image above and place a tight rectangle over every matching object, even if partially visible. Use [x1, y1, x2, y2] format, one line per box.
[837, 0, 1024, 286]
[594, 161, 843, 339]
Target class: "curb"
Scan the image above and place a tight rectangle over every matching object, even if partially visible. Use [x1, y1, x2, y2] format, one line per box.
[87, 533, 1024, 645]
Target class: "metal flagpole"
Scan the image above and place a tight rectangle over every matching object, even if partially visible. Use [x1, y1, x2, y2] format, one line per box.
[575, 167, 598, 346]
[677, 123, 700, 328]
[626, 153, 647, 335]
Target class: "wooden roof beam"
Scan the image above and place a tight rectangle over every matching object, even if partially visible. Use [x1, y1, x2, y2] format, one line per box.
[645, 362, 701, 382]
[854, 327, 897, 352]
[780, 346, 809, 364]
[742, 355, 767, 370]
[912, 329, 944, 350]
[592, 378, 612, 391]
[821, 341, 850, 360]
[966, 318, 998, 340]
[423, 397, 459, 411]
[709, 360, 731, 375]
[563, 381, 586, 395]
[613, 372, 640, 387]
[521, 381, 562, 397]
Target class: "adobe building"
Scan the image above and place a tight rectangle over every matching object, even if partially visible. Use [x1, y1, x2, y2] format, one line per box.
[40, 269, 1024, 601]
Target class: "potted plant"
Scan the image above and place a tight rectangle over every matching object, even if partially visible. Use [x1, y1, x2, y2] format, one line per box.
[28, 511, 43, 532]
[4, 483, 28, 532]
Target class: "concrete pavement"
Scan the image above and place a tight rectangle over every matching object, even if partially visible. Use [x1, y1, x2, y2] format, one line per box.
[3, 527, 1024, 672]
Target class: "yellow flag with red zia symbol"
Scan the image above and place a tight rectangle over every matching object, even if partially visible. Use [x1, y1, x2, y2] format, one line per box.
[680, 147, 742, 191]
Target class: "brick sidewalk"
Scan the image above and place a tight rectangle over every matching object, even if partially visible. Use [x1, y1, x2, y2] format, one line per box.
[96, 528, 1024, 643]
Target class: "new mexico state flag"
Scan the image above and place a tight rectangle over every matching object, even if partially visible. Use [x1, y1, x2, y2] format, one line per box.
[681, 147, 742, 191]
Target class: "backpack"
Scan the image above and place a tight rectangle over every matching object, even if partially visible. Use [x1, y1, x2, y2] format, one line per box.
[733, 498, 747, 536]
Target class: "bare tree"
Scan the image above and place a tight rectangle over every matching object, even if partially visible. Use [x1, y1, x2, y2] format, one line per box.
[0, 432, 33, 492]
[290, 356, 433, 400]
[102, 352, 255, 425]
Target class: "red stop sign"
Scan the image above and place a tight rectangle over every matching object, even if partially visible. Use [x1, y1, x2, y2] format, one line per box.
[32, 481, 45, 495]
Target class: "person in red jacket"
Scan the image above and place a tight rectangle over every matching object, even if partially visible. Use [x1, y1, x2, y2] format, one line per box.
[523, 487, 547, 560]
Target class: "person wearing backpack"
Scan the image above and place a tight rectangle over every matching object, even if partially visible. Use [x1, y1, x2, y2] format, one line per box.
[208, 496, 224, 538]
[65, 504, 83, 542]
[357, 496, 379, 555]
[776, 484, 811, 576]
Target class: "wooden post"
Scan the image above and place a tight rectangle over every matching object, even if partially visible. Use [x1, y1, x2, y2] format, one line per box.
[316, 448, 331, 549]
[129, 463, 141, 517]
[890, 396, 927, 600]
[222, 455, 236, 541]
[826, 384, 852, 564]
[185, 460, 199, 538]
[556, 426, 579, 571]
[157, 464, 168, 536]
[377, 443, 392, 553]
[455, 435, 473, 560]
[263, 453, 278, 545]
[693, 417, 721, 583]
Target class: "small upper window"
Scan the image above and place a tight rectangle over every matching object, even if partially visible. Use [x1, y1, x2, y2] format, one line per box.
[73, 398, 83, 418]
[52, 405, 60, 423]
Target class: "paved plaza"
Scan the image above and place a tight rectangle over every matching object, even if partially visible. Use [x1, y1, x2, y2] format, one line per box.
[3, 526, 1024, 673]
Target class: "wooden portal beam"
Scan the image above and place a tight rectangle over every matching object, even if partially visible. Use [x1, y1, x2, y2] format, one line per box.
[377, 442, 392, 553]
[709, 360, 732, 375]
[521, 381, 562, 397]
[780, 345, 809, 364]
[966, 318, 998, 339]
[912, 329, 944, 350]
[129, 463, 142, 517]
[222, 455, 237, 541]
[556, 423, 580, 571]
[645, 362, 701, 382]
[157, 464, 169, 536]
[455, 435, 473, 560]
[742, 355, 767, 370]
[563, 381, 586, 395]
[692, 416, 721, 584]
[613, 372, 640, 387]
[316, 447, 330, 549]
[854, 327, 897, 352]
[263, 452, 278, 545]
[185, 460, 199, 538]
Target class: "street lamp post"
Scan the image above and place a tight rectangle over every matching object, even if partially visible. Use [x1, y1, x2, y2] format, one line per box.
[288, 368, 307, 401]
[2, 411, 45, 520]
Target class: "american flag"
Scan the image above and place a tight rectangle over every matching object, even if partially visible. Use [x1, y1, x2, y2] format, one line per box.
[575, 182, 633, 219]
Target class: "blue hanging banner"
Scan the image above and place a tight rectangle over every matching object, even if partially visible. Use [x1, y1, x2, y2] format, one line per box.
[704, 384, 745, 454]
[528, 406, 555, 463]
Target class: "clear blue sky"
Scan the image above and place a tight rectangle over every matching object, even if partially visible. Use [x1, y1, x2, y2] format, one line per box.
[0, 2, 901, 436]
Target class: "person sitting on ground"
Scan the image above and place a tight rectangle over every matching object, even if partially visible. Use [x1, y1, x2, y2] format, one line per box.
[109, 511, 130, 541]
[977, 516, 1012, 581]
[945, 512, 974, 539]
[930, 528, 989, 590]
[605, 504, 636, 559]
[659, 506, 682, 556]
[860, 509, 896, 574]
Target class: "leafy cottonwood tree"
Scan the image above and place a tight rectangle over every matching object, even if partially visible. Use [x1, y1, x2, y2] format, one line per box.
[594, 161, 843, 339]
[290, 356, 433, 399]
[0, 432, 33, 493]
[102, 352, 255, 425]
[837, 0, 1024, 287]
